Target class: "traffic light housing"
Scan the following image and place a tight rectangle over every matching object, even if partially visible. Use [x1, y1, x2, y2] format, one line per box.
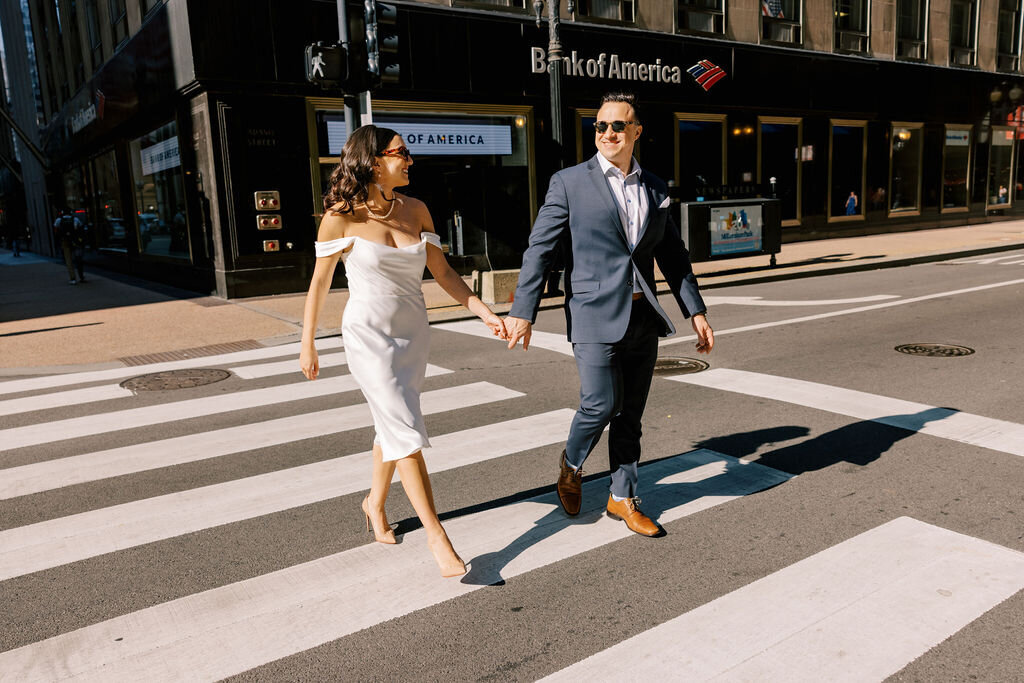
[364, 1, 400, 89]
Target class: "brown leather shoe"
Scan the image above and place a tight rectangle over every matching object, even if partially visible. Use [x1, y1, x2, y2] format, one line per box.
[556, 450, 583, 516]
[606, 495, 661, 537]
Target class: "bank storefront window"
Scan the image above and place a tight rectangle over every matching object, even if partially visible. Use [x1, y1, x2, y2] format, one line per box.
[942, 125, 972, 212]
[90, 149, 127, 252]
[129, 121, 190, 260]
[828, 120, 866, 221]
[889, 123, 923, 215]
[759, 117, 802, 226]
[675, 114, 727, 201]
[987, 126, 1015, 209]
[309, 101, 536, 271]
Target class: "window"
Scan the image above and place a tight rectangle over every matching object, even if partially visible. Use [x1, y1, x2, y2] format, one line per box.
[675, 114, 727, 202]
[834, 0, 869, 53]
[678, 0, 725, 35]
[828, 120, 866, 221]
[942, 126, 971, 211]
[896, 0, 927, 60]
[108, 0, 127, 45]
[576, 0, 635, 22]
[889, 123, 923, 214]
[761, 0, 802, 46]
[453, 0, 527, 7]
[997, 0, 1022, 72]
[89, 150, 128, 252]
[130, 121, 190, 260]
[759, 117, 802, 226]
[987, 127, 1015, 209]
[85, 0, 103, 69]
[949, 0, 977, 66]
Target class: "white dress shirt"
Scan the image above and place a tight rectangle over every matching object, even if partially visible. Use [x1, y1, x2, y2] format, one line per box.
[597, 153, 647, 293]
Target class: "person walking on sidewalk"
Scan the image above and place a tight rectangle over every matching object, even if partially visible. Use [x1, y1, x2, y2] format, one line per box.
[300, 125, 508, 578]
[53, 208, 87, 284]
[504, 92, 714, 537]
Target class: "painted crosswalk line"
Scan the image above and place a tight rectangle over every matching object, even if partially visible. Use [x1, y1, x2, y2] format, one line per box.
[435, 320, 574, 356]
[0, 450, 790, 680]
[702, 294, 899, 306]
[0, 383, 133, 418]
[0, 338, 344, 398]
[0, 382, 519, 500]
[669, 368, 1024, 458]
[0, 365, 451, 452]
[231, 351, 348, 379]
[541, 516, 1024, 682]
[0, 408, 570, 581]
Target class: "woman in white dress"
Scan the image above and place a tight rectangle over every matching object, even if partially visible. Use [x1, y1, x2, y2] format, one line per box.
[300, 126, 507, 578]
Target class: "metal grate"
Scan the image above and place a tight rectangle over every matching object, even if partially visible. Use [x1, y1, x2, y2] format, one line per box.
[895, 343, 975, 357]
[121, 368, 232, 392]
[119, 340, 263, 366]
[653, 357, 710, 376]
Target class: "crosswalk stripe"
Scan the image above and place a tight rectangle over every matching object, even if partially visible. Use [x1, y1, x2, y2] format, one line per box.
[231, 351, 348, 379]
[0, 384, 133, 418]
[0, 409, 572, 581]
[950, 254, 1024, 265]
[434, 320, 574, 356]
[541, 516, 1024, 681]
[0, 338, 344, 398]
[669, 368, 1024, 458]
[0, 450, 790, 680]
[0, 381, 519, 500]
[0, 365, 451, 452]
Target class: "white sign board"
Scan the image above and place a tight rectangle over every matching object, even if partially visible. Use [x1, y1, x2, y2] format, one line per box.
[709, 204, 763, 256]
[945, 130, 970, 147]
[326, 121, 513, 156]
[140, 136, 181, 175]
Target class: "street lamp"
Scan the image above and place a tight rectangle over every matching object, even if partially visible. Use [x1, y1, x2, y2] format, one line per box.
[533, 0, 575, 166]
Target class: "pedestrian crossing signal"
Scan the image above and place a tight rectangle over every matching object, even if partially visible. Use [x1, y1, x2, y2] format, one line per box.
[305, 44, 347, 87]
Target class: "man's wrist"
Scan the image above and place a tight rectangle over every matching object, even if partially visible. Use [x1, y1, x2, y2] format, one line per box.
[693, 309, 708, 319]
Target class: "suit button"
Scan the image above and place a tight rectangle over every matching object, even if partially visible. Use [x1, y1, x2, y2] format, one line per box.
[626, 280, 633, 287]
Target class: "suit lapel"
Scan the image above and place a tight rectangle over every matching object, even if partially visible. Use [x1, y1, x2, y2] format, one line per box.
[586, 155, 629, 245]
[633, 173, 659, 249]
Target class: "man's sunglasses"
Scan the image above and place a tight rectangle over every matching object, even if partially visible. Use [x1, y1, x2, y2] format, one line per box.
[594, 120, 638, 134]
[379, 146, 412, 160]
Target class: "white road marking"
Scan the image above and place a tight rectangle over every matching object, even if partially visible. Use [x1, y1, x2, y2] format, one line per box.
[1000, 258, 1024, 265]
[435, 320, 574, 356]
[0, 365, 450, 452]
[0, 384, 133, 418]
[702, 294, 899, 306]
[669, 368, 1024, 457]
[0, 338, 344, 397]
[0, 382, 518, 500]
[0, 450, 790, 681]
[231, 351, 348, 379]
[0, 407, 568, 581]
[541, 516, 1024, 682]
[661, 278, 1024, 349]
[948, 253, 1024, 265]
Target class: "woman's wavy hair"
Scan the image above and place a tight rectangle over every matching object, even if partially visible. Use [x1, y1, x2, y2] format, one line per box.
[323, 125, 400, 213]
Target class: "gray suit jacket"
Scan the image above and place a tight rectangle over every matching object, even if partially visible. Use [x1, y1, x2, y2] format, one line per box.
[509, 154, 706, 343]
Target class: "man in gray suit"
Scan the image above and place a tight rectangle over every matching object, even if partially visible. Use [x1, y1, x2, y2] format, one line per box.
[505, 92, 714, 536]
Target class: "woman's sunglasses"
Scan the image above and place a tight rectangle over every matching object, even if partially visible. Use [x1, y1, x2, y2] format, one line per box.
[594, 120, 638, 134]
[379, 146, 412, 160]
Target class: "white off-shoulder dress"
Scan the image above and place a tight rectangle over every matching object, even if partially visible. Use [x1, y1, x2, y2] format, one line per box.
[315, 232, 442, 461]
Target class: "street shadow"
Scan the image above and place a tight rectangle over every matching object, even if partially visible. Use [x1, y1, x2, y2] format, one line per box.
[451, 407, 951, 586]
[0, 322, 104, 337]
[698, 253, 885, 279]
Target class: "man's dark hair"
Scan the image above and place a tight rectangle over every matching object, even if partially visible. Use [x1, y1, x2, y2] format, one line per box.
[599, 92, 640, 122]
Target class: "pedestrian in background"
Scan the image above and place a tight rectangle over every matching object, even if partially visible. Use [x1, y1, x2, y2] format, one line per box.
[53, 207, 87, 284]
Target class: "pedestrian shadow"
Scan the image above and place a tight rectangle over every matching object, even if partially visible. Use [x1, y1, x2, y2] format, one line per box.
[456, 407, 953, 586]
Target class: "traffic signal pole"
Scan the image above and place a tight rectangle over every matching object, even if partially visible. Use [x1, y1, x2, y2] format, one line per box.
[336, 0, 358, 133]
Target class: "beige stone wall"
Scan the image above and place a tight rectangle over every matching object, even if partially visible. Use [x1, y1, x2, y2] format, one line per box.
[929, 0, 950, 67]
[871, 0, 896, 59]
[637, 0, 676, 31]
[727, 0, 763, 43]
[976, 0, 998, 71]
[804, 0, 835, 52]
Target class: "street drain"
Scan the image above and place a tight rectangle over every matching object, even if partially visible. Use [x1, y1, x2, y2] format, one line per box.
[120, 368, 232, 391]
[653, 357, 709, 376]
[895, 343, 975, 357]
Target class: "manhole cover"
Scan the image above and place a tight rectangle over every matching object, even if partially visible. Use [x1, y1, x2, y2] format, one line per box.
[895, 343, 975, 357]
[120, 368, 231, 391]
[653, 357, 709, 376]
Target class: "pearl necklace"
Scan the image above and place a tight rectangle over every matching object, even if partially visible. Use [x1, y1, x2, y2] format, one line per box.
[366, 184, 398, 220]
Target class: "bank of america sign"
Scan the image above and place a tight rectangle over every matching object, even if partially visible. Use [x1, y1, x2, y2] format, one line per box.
[327, 122, 513, 157]
[530, 48, 684, 84]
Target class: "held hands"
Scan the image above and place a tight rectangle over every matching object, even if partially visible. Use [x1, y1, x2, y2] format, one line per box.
[481, 311, 510, 340]
[692, 313, 714, 355]
[504, 316, 532, 350]
[300, 344, 319, 380]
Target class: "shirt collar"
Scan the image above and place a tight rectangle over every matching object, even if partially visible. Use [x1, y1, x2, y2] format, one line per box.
[596, 152, 641, 180]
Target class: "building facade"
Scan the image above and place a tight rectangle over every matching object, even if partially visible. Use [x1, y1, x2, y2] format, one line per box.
[10, 0, 1024, 297]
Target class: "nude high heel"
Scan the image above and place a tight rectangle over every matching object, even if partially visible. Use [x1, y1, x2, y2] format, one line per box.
[361, 495, 397, 544]
[427, 530, 466, 578]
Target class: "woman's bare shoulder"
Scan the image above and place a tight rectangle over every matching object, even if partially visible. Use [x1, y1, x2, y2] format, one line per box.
[395, 193, 433, 229]
[317, 203, 356, 241]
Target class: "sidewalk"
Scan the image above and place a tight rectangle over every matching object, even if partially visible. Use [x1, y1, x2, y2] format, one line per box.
[2, 220, 1023, 373]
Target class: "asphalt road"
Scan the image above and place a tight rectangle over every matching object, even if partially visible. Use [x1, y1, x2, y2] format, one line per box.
[1, 251, 1022, 681]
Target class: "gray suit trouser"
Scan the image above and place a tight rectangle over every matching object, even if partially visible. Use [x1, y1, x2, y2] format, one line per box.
[565, 298, 661, 498]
